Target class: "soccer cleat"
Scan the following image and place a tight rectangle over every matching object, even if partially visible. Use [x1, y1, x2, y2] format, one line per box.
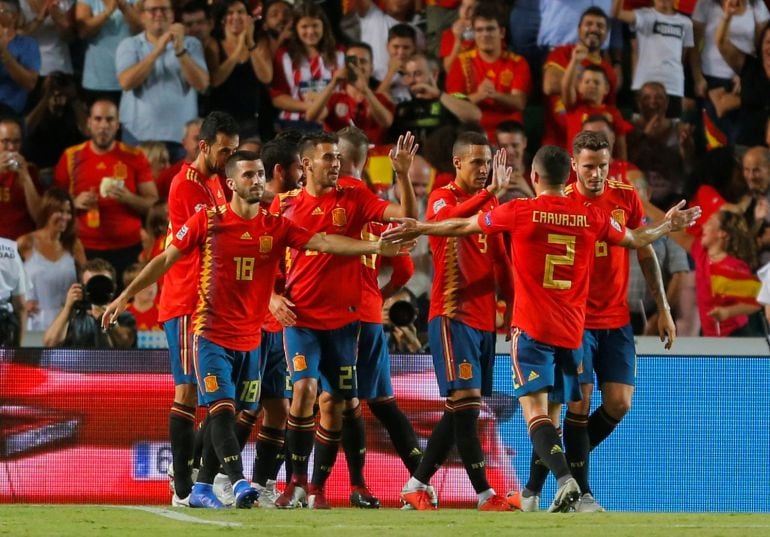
[167, 465, 198, 498]
[233, 479, 260, 509]
[401, 484, 438, 510]
[189, 483, 225, 509]
[307, 487, 331, 510]
[254, 480, 280, 508]
[400, 482, 437, 511]
[213, 472, 235, 506]
[274, 478, 308, 509]
[508, 490, 539, 512]
[171, 493, 190, 507]
[547, 477, 581, 513]
[350, 485, 380, 508]
[478, 494, 513, 511]
[575, 493, 605, 513]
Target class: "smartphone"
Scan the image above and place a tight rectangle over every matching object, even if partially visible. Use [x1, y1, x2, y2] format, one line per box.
[345, 55, 358, 82]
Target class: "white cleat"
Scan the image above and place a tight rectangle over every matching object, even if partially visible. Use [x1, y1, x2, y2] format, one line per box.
[575, 493, 605, 512]
[254, 479, 281, 508]
[171, 493, 190, 507]
[520, 493, 540, 512]
[213, 473, 235, 507]
[547, 478, 580, 513]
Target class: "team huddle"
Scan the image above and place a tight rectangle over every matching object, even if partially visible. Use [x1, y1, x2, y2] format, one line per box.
[103, 111, 701, 512]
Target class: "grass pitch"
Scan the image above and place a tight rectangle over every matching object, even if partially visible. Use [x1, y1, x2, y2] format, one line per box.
[2, 506, 770, 537]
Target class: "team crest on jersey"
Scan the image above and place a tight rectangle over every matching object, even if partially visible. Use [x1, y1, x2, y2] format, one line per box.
[293, 355, 307, 372]
[204, 375, 219, 393]
[499, 69, 513, 86]
[176, 224, 189, 240]
[458, 362, 473, 380]
[611, 208, 626, 227]
[113, 162, 127, 179]
[332, 207, 347, 227]
[259, 236, 273, 253]
[432, 199, 447, 213]
[334, 102, 349, 117]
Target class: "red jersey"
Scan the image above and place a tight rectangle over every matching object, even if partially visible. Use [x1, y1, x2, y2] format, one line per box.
[172, 205, 314, 351]
[478, 195, 626, 349]
[337, 176, 414, 323]
[564, 103, 633, 154]
[0, 169, 41, 240]
[542, 45, 618, 147]
[427, 182, 508, 332]
[439, 29, 475, 60]
[156, 160, 184, 200]
[270, 184, 390, 329]
[324, 91, 395, 145]
[445, 49, 531, 140]
[158, 163, 227, 323]
[54, 141, 153, 250]
[128, 303, 161, 331]
[566, 180, 644, 329]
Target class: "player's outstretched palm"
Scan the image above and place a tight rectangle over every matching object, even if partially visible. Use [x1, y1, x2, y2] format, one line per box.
[488, 149, 512, 197]
[390, 131, 419, 177]
[382, 217, 421, 243]
[665, 200, 702, 231]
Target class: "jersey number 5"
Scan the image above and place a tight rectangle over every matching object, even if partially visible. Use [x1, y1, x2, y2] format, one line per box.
[543, 234, 575, 290]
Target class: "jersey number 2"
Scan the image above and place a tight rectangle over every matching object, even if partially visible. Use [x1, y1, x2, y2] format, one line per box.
[543, 234, 575, 290]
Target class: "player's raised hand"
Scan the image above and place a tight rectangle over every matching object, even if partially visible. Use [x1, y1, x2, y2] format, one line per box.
[657, 308, 676, 350]
[269, 293, 296, 327]
[381, 217, 422, 243]
[665, 200, 702, 231]
[487, 148, 512, 197]
[101, 295, 129, 332]
[389, 131, 419, 179]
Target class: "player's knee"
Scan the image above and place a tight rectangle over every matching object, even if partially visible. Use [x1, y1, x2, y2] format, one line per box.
[262, 398, 289, 427]
[604, 397, 631, 420]
[175, 383, 198, 407]
[568, 398, 591, 415]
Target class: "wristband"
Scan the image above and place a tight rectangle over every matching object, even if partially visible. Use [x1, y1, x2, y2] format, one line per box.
[175, 48, 188, 58]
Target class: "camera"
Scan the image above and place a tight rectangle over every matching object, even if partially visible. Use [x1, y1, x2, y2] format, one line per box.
[7, 158, 19, 171]
[388, 300, 417, 327]
[66, 275, 116, 347]
[71, 275, 116, 317]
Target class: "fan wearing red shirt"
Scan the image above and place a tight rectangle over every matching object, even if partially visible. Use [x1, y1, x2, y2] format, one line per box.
[400, 132, 514, 512]
[103, 151, 404, 509]
[444, 2, 531, 141]
[541, 7, 617, 148]
[270, 131, 418, 510]
[54, 100, 159, 283]
[0, 117, 42, 240]
[387, 144, 701, 513]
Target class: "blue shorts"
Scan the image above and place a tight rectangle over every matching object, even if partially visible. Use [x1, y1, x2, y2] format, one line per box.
[192, 335, 261, 411]
[511, 328, 582, 404]
[260, 329, 292, 400]
[283, 322, 360, 398]
[578, 323, 637, 387]
[163, 315, 196, 386]
[356, 322, 394, 399]
[428, 317, 495, 397]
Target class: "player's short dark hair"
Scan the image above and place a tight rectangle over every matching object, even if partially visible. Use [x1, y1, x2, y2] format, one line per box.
[580, 64, 609, 83]
[579, 6, 609, 27]
[337, 126, 370, 169]
[200, 111, 239, 145]
[261, 139, 298, 181]
[495, 120, 526, 137]
[299, 131, 338, 158]
[225, 150, 260, 178]
[347, 41, 373, 60]
[452, 131, 489, 158]
[387, 23, 416, 43]
[572, 130, 611, 156]
[181, 0, 209, 17]
[471, 1, 505, 28]
[532, 145, 571, 186]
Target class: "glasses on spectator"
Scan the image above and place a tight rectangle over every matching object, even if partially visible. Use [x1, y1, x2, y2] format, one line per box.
[0, 138, 22, 147]
[143, 6, 172, 14]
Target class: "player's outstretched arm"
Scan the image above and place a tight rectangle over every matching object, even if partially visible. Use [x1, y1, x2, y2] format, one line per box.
[101, 246, 183, 330]
[304, 232, 413, 258]
[382, 215, 483, 243]
[621, 201, 702, 249]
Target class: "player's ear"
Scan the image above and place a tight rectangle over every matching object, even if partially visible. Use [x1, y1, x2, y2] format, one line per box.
[452, 155, 461, 169]
[571, 157, 577, 172]
[226, 177, 236, 191]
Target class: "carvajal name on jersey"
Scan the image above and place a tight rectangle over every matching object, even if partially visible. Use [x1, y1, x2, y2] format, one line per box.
[532, 211, 589, 227]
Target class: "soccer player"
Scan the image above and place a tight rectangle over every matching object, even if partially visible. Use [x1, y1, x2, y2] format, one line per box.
[157, 111, 239, 506]
[103, 151, 409, 509]
[384, 144, 701, 512]
[399, 131, 514, 512]
[334, 126, 422, 508]
[271, 131, 418, 509]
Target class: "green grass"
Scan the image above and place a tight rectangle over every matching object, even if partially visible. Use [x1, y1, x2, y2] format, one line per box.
[1, 506, 770, 537]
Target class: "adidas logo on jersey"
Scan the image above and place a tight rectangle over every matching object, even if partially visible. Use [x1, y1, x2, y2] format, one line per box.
[312, 207, 324, 215]
[240, 232, 253, 240]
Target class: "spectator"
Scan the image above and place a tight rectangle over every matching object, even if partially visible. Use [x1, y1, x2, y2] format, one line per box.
[123, 261, 160, 330]
[423, 0, 459, 56]
[538, 0, 614, 50]
[0, 115, 42, 239]
[270, 0, 344, 131]
[445, 2, 531, 141]
[613, 0, 695, 118]
[740, 146, 770, 263]
[376, 23, 418, 104]
[17, 187, 84, 332]
[116, 0, 208, 156]
[54, 99, 158, 284]
[155, 117, 201, 199]
[382, 287, 424, 353]
[206, 0, 272, 139]
[439, 0, 476, 73]
[75, 0, 141, 103]
[716, 4, 770, 146]
[139, 198, 166, 262]
[541, 6, 617, 148]
[389, 52, 481, 147]
[0, 0, 40, 114]
[0, 235, 26, 345]
[180, 0, 212, 50]
[23, 72, 88, 178]
[306, 41, 394, 144]
[692, 0, 769, 146]
[20, 0, 74, 76]
[137, 140, 170, 182]
[494, 120, 533, 201]
[340, 0, 397, 82]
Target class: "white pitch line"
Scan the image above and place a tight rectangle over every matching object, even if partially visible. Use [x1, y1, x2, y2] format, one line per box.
[119, 505, 242, 526]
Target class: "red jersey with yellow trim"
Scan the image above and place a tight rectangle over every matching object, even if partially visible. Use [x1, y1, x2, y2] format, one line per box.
[172, 205, 314, 351]
[566, 180, 644, 329]
[478, 194, 626, 349]
[158, 163, 227, 323]
[0, 168, 42, 240]
[427, 182, 507, 332]
[337, 176, 414, 323]
[445, 49, 532, 140]
[270, 184, 390, 330]
[54, 141, 153, 250]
